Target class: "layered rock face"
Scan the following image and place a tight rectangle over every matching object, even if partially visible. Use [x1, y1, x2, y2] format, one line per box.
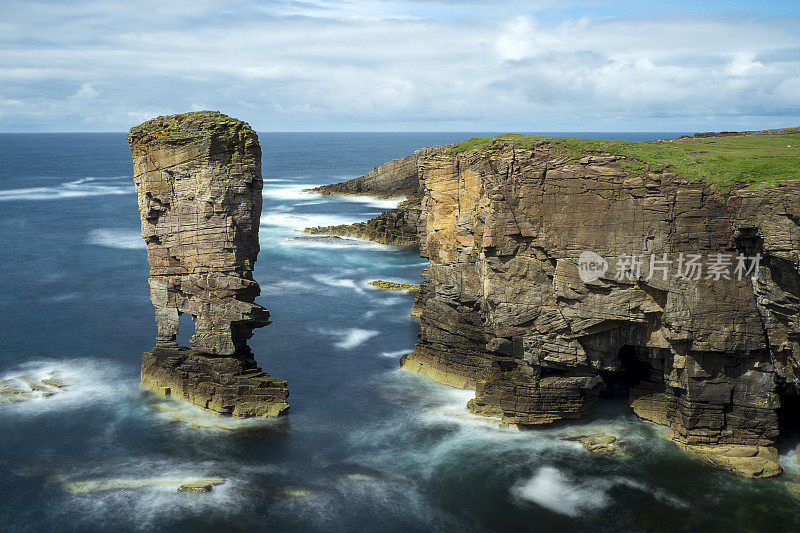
[305, 145, 449, 245]
[305, 207, 423, 246]
[129, 111, 288, 418]
[386, 140, 798, 477]
[313, 145, 449, 199]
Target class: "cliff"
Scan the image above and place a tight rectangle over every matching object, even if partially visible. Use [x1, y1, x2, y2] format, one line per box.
[312, 145, 449, 200]
[128, 111, 289, 418]
[305, 145, 449, 245]
[323, 129, 800, 477]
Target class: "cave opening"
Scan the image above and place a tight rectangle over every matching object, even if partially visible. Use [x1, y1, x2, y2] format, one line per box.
[176, 311, 196, 348]
[599, 344, 653, 399]
[777, 383, 800, 441]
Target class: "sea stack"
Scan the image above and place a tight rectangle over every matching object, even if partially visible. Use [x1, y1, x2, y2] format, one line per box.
[128, 111, 289, 418]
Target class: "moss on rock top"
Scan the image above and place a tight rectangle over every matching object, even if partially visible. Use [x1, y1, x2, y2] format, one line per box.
[128, 110, 256, 146]
[448, 127, 800, 190]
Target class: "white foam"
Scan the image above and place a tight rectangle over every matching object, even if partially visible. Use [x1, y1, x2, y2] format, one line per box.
[260, 280, 319, 295]
[511, 467, 609, 516]
[281, 237, 390, 251]
[312, 274, 363, 293]
[379, 349, 413, 359]
[260, 212, 363, 232]
[0, 358, 137, 414]
[328, 195, 404, 210]
[50, 460, 246, 531]
[332, 328, 380, 350]
[262, 184, 323, 201]
[0, 177, 133, 201]
[86, 229, 145, 249]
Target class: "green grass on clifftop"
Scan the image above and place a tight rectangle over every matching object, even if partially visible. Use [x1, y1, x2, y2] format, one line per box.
[448, 128, 800, 190]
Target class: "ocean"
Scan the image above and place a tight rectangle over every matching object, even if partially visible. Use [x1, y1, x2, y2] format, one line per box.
[1, 132, 798, 532]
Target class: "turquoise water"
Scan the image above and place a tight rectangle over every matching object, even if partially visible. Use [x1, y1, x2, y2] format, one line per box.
[1, 132, 799, 532]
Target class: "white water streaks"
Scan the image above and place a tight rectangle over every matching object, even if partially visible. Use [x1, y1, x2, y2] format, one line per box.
[262, 181, 405, 210]
[262, 184, 323, 202]
[325, 194, 403, 210]
[510, 466, 610, 516]
[0, 358, 138, 415]
[311, 274, 365, 293]
[0, 176, 133, 201]
[260, 212, 365, 233]
[511, 467, 689, 517]
[330, 328, 380, 350]
[281, 236, 392, 251]
[87, 228, 146, 249]
[378, 349, 413, 359]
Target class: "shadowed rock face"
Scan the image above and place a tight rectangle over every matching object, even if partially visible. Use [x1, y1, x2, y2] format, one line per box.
[128, 111, 288, 418]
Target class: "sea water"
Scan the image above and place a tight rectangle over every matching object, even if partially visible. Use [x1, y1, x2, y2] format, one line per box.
[1, 132, 798, 532]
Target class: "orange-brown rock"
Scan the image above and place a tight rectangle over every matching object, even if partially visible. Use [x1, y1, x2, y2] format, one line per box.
[128, 111, 288, 418]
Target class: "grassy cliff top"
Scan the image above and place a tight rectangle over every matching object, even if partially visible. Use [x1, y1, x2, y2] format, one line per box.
[448, 127, 800, 190]
[128, 111, 256, 146]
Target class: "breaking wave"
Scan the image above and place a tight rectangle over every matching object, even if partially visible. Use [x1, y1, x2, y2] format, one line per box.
[327, 328, 380, 350]
[0, 177, 133, 201]
[87, 229, 146, 249]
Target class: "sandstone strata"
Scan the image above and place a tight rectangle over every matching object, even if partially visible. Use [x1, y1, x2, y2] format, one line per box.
[305, 145, 449, 245]
[129, 111, 288, 418]
[313, 145, 449, 199]
[305, 206, 422, 246]
[327, 132, 800, 477]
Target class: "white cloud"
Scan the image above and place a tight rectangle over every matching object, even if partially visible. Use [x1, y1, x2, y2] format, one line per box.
[0, 1, 798, 131]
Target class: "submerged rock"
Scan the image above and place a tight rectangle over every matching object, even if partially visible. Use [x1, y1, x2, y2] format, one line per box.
[178, 479, 224, 493]
[41, 372, 67, 389]
[16, 375, 50, 393]
[288, 235, 359, 245]
[128, 111, 289, 419]
[0, 380, 34, 403]
[279, 488, 316, 498]
[0, 372, 67, 403]
[58, 476, 225, 494]
[564, 433, 622, 455]
[785, 482, 800, 499]
[367, 280, 420, 293]
[679, 444, 782, 478]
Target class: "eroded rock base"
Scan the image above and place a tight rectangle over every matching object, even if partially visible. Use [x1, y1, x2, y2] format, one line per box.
[141, 347, 289, 418]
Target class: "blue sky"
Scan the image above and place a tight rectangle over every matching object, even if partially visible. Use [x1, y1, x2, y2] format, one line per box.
[1, 0, 799, 132]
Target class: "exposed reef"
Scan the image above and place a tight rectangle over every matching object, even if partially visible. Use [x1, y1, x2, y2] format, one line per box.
[305, 206, 422, 246]
[367, 280, 420, 292]
[321, 128, 800, 477]
[0, 372, 67, 403]
[129, 111, 288, 418]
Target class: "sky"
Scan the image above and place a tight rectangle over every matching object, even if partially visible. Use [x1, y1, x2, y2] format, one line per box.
[1, 0, 799, 132]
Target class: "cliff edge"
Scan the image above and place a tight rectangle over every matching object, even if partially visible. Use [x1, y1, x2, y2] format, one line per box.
[128, 111, 289, 418]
